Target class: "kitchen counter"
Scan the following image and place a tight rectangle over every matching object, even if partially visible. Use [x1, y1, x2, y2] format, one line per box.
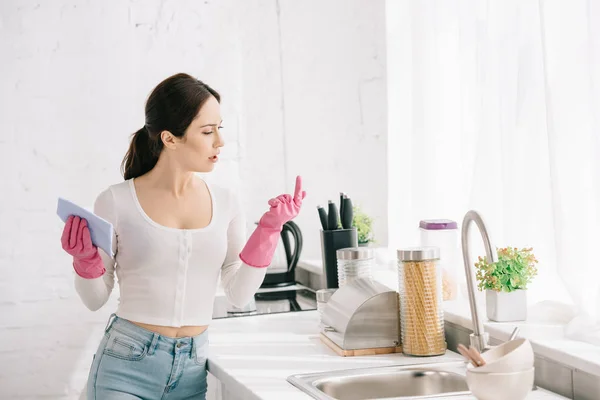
[295, 259, 600, 398]
[206, 307, 568, 400]
[298, 259, 600, 376]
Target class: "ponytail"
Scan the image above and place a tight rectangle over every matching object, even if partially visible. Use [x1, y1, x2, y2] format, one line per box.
[121, 126, 160, 180]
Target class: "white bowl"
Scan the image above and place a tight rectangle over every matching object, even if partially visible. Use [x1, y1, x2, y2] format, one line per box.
[466, 367, 535, 400]
[469, 338, 534, 373]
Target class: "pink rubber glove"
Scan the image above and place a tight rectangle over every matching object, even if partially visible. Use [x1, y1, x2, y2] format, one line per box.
[61, 215, 106, 279]
[239, 176, 306, 268]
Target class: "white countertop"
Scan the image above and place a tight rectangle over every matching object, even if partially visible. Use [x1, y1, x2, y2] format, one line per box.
[298, 259, 600, 378]
[207, 309, 567, 400]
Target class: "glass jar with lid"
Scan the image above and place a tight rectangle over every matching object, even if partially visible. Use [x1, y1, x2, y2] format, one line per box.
[316, 288, 337, 330]
[419, 219, 460, 301]
[397, 247, 446, 356]
[336, 247, 374, 288]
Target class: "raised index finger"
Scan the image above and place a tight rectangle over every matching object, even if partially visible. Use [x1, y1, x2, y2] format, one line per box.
[293, 175, 302, 200]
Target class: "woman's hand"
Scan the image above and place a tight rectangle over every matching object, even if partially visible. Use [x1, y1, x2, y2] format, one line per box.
[61, 216, 97, 259]
[239, 176, 307, 268]
[258, 176, 306, 230]
[61, 215, 105, 279]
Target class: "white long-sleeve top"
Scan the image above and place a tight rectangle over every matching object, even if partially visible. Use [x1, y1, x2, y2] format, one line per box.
[74, 179, 267, 327]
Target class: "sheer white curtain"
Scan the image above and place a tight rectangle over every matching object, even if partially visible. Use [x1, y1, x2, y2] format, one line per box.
[387, 0, 600, 345]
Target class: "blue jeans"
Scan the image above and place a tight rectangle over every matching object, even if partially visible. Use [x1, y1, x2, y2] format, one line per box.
[87, 314, 209, 399]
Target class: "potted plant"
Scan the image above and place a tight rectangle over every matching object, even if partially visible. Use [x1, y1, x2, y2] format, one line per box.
[474, 247, 539, 322]
[352, 205, 374, 247]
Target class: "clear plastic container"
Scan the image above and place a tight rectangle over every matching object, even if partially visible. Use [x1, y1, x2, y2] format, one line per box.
[316, 288, 337, 330]
[419, 219, 460, 301]
[397, 247, 447, 356]
[336, 247, 374, 288]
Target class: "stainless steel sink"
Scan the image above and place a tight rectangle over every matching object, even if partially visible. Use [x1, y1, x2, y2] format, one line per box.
[287, 361, 470, 400]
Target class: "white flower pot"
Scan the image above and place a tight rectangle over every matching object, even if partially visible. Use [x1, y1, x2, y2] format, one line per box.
[486, 289, 527, 322]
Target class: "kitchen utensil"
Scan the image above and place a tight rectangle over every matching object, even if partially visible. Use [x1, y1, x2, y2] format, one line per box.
[327, 201, 339, 230]
[320, 228, 358, 288]
[466, 367, 535, 400]
[339, 192, 345, 223]
[260, 221, 303, 288]
[317, 205, 328, 230]
[340, 196, 353, 229]
[467, 338, 534, 374]
[468, 346, 486, 366]
[457, 344, 482, 368]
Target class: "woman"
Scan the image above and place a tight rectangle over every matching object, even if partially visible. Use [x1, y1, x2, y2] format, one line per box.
[60, 73, 306, 399]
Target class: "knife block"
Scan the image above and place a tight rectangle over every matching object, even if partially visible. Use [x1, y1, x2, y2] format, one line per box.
[320, 228, 358, 289]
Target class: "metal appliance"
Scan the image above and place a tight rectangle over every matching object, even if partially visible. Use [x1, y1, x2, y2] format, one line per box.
[320, 278, 400, 350]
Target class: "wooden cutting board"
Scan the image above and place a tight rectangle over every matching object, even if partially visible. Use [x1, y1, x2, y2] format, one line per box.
[319, 333, 403, 357]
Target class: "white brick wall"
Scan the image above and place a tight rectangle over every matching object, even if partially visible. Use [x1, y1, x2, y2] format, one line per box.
[0, 1, 387, 398]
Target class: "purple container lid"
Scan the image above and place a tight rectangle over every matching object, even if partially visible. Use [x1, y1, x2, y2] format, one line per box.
[419, 219, 458, 230]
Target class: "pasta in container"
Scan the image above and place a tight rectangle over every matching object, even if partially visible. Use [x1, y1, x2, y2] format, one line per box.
[397, 247, 447, 356]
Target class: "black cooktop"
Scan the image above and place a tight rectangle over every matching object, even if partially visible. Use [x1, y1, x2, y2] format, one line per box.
[212, 286, 317, 319]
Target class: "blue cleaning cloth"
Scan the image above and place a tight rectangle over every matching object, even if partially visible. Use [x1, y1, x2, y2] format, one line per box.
[56, 197, 114, 258]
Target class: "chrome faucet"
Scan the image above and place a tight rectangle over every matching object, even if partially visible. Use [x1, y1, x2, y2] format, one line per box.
[461, 210, 496, 353]
[460, 212, 536, 388]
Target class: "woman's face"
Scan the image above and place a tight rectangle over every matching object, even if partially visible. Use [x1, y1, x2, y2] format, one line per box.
[177, 95, 224, 173]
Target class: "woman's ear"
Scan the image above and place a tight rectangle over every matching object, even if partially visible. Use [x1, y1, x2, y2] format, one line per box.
[160, 130, 178, 150]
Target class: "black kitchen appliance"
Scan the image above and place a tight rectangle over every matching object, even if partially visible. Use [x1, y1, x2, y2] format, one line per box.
[260, 220, 303, 288]
[211, 285, 317, 319]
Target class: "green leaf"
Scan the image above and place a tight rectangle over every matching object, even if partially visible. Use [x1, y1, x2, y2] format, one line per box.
[474, 247, 539, 292]
[352, 205, 374, 244]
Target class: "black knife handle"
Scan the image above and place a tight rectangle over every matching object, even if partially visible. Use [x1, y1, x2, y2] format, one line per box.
[341, 197, 353, 229]
[327, 201, 339, 230]
[317, 206, 328, 230]
[339, 192, 345, 224]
